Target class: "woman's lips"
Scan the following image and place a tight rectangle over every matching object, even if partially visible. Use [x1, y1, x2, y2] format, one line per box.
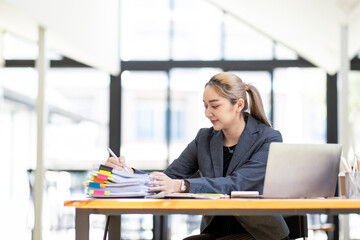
[211, 120, 218, 124]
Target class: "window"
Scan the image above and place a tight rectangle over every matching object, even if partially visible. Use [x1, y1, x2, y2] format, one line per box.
[172, 0, 222, 60]
[135, 101, 165, 140]
[46, 68, 110, 169]
[349, 71, 360, 158]
[121, 0, 170, 60]
[171, 110, 185, 140]
[273, 68, 327, 143]
[0, 67, 37, 239]
[1, 32, 111, 240]
[121, 71, 168, 170]
[119, 2, 333, 238]
[348, 71, 360, 240]
[169, 68, 219, 162]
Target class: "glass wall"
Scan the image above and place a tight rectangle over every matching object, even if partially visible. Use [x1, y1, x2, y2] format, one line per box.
[119, 0, 329, 239]
[348, 71, 360, 239]
[1, 32, 110, 239]
[46, 68, 110, 169]
[273, 68, 327, 143]
[45, 68, 110, 239]
[3, 0, 355, 238]
[0, 67, 37, 239]
[172, 0, 222, 60]
[169, 68, 219, 162]
[349, 71, 360, 158]
[121, 71, 168, 170]
[120, 0, 170, 60]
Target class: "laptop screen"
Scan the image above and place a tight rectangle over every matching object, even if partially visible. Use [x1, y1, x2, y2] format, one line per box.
[263, 143, 342, 198]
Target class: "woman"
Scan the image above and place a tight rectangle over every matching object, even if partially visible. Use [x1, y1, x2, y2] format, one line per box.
[106, 72, 289, 240]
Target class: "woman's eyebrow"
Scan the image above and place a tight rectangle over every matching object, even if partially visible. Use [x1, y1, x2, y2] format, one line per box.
[203, 99, 220, 103]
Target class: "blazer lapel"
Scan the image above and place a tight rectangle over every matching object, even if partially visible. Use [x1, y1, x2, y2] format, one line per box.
[210, 130, 224, 178]
[225, 115, 259, 175]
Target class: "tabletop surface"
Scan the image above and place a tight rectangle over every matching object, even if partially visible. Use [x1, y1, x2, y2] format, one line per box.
[64, 198, 360, 210]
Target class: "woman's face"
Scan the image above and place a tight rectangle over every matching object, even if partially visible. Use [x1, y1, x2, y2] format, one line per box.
[203, 85, 241, 131]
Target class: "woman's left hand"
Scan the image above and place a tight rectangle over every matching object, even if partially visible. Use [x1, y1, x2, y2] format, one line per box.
[148, 172, 182, 195]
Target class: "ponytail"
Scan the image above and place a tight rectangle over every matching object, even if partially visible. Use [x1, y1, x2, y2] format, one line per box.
[245, 83, 271, 127]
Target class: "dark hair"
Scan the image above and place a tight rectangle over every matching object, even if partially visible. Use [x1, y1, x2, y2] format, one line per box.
[205, 72, 271, 127]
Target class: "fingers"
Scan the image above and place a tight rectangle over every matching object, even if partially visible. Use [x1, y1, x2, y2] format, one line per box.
[118, 157, 134, 173]
[149, 172, 165, 192]
[105, 156, 128, 172]
[118, 157, 128, 168]
[149, 180, 163, 186]
[148, 172, 179, 194]
[105, 157, 119, 169]
[149, 185, 164, 193]
[106, 157, 118, 165]
[149, 184, 170, 195]
[148, 173, 165, 187]
[149, 172, 165, 180]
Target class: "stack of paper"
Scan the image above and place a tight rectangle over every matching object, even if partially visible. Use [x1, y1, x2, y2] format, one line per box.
[84, 165, 151, 198]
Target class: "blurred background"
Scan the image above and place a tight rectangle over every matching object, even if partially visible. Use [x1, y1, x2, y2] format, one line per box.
[1, 0, 360, 239]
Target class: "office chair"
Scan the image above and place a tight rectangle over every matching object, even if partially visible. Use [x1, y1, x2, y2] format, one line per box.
[284, 215, 308, 240]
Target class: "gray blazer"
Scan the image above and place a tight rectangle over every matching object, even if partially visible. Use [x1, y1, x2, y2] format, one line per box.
[164, 114, 289, 240]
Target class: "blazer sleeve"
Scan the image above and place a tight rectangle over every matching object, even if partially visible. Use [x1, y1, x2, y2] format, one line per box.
[187, 129, 282, 194]
[164, 130, 203, 179]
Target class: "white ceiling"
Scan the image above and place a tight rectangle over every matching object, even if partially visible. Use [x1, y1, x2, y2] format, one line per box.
[0, 0, 120, 75]
[2, 0, 360, 75]
[208, 0, 360, 75]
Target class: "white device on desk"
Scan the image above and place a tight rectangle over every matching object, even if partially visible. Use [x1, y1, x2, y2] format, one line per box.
[262, 143, 342, 198]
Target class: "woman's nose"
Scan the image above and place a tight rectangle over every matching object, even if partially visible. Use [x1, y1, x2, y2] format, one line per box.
[205, 108, 212, 118]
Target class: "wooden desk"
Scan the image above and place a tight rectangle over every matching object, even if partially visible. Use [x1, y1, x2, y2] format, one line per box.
[64, 198, 360, 240]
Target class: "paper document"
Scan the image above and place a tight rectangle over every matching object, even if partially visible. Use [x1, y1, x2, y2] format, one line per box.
[231, 191, 259, 198]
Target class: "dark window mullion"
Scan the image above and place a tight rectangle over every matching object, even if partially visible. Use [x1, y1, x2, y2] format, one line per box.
[270, 70, 274, 126]
[166, 71, 171, 165]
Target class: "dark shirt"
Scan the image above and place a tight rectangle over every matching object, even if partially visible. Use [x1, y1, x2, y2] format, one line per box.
[203, 144, 246, 237]
[204, 216, 246, 237]
[223, 145, 236, 176]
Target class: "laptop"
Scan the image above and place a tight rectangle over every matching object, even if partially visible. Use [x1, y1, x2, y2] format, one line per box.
[262, 143, 342, 198]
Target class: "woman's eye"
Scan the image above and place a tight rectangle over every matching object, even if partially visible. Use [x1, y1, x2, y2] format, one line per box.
[212, 105, 219, 109]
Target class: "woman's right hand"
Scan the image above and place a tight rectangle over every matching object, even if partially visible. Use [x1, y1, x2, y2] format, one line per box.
[105, 156, 134, 174]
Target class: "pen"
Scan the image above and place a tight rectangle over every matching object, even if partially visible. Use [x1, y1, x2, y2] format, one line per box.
[107, 147, 131, 173]
[341, 156, 351, 173]
[353, 155, 358, 173]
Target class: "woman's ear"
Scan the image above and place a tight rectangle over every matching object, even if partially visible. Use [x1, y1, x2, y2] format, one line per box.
[236, 98, 245, 112]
